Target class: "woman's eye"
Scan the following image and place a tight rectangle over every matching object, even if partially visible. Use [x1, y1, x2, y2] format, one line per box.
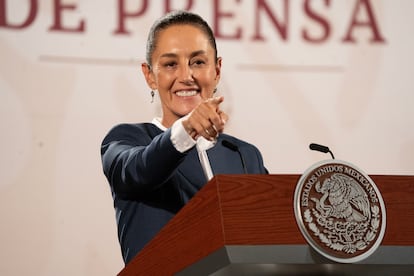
[163, 62, 177, 68]
[191, 59, 206, 66]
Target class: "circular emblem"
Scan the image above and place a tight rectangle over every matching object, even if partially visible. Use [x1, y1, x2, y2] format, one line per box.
[294, 159, 386, 263]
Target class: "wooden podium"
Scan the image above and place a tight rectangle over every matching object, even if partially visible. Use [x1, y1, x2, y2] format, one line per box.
[119, 174, 414, 275]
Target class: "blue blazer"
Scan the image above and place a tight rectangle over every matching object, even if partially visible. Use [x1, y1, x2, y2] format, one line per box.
[101, 123, 267, 264]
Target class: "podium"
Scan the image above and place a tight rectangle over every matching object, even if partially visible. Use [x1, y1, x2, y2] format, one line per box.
[119, 174, 414, 275]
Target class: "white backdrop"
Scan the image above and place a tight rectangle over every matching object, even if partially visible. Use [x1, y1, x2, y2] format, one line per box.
[1, 0, 413, 275]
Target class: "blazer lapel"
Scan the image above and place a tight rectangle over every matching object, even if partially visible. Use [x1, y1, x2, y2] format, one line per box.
[176, 147, 209, 190]
[207, 138, 245, 175]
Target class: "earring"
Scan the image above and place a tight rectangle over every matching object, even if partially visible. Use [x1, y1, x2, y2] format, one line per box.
[150, 90, 155, 103]
[213, 88, 217, 94]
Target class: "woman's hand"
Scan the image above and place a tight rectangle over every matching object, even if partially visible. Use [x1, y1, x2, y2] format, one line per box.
[182, 96, 228, 141]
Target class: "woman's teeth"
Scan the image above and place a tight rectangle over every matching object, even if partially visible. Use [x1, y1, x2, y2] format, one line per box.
[176, 90, 197, 97]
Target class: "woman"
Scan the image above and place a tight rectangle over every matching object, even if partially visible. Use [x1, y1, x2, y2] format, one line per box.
[101, 10, 267, 264]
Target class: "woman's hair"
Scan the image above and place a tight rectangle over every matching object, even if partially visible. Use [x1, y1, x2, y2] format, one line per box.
[145, 10, 218, 67]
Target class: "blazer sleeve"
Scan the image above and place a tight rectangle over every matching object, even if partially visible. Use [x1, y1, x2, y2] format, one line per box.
[100, 123, 187, 197]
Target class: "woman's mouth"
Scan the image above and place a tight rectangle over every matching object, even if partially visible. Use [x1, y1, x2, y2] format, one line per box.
[175, 90, 198, 97]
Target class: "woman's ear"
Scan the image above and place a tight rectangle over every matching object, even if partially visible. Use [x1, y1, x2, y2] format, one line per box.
[141, 63, 156, 90]
[215, 57, 222, 82]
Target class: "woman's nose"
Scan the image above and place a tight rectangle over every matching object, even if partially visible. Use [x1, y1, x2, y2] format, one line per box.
[177, 64, 194, 82]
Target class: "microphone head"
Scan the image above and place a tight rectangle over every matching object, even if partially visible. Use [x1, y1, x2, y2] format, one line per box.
[222, 140, 238, 151]
[309, 143, 330, 153]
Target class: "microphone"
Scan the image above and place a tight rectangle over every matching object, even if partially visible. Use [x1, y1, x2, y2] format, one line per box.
[222, 140, 248, 174]
[309, 143, 335, 159]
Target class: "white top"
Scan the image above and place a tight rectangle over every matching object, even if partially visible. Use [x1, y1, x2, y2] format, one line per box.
[151, 117, 216, 181]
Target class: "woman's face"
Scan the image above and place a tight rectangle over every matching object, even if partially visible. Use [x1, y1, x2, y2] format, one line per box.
[143, 24, 222, 127]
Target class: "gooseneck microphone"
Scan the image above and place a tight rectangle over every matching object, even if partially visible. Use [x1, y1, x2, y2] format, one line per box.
[309, 143, 335, 159]
[222, 140, 248, 174]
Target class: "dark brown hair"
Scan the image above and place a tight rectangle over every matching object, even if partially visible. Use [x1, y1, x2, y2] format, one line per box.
[145, 10, 218, 67]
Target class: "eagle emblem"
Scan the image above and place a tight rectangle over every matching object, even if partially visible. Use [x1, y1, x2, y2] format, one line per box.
[313, 173, 370, 222]
[294, 160, 386, 263]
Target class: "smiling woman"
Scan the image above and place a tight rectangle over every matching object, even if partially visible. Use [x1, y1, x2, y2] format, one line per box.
[100, 10, 268, 265]
[141, 23, 222, 129]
